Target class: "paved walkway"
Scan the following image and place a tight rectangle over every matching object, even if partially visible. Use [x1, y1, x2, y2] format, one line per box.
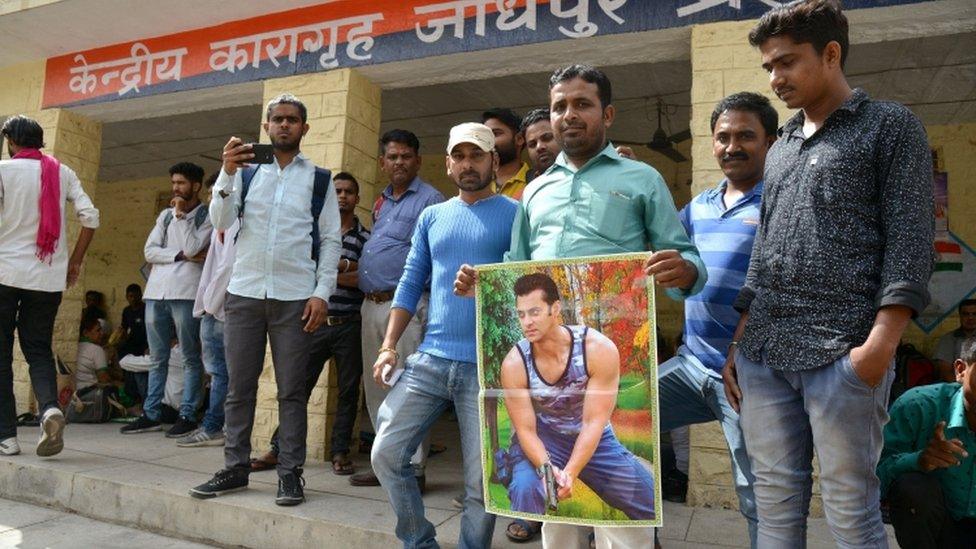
[0, 420, 898, 548]
[0, 498, 211, 548]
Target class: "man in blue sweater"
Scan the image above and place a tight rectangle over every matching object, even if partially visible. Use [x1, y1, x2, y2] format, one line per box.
[370, 122, 518, 548]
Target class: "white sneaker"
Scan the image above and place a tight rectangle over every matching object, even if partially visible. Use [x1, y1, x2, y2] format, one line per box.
[0, 437, 20, 456]
[37, 408, 66, 457]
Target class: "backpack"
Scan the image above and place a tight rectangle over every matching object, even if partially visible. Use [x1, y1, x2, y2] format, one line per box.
[65, 385, 112, 424]
[161, 204, 209, 247]
[890, 343, 939, 404]
[237, 165, 332, 263]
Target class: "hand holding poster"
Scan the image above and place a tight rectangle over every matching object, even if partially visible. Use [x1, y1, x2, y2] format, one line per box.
[476, 253, 661, 527]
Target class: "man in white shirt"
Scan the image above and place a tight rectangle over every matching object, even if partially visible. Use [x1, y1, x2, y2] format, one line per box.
[0, 115, 99, 457]
[189, 94, 341, 507]
[178, 174, 239, 448]
[121, 162, 212, 438]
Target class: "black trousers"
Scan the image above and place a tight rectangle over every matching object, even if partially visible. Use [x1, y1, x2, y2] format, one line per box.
[271, 319, 363, 458]
[888, 471, 976, 548]
[0, 284, 62, 439]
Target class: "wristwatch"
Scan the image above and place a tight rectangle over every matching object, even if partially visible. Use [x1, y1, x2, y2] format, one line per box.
[536, 461, 550, 478]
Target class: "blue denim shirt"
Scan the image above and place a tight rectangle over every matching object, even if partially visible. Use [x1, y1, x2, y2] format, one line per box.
[359, 177, 443, 293]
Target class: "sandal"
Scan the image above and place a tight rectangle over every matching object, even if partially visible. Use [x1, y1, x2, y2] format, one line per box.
[250, 451, 278, 472]
[331, 453, 355, 475]
[505, 519, 541, 543]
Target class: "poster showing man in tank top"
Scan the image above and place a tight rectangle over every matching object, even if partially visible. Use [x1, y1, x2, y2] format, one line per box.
[476, 253, 660, 527]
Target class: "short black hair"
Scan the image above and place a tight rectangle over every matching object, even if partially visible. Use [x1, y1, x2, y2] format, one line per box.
[169, 162, 205, 184]
[960, 299, 976, 312]
[203, 172, 219, 188]
[549, 64, 612, 109]
[80, 314, 101, 335]
[126, 284, 142, 295]
[266, 93, 308, 123]
[380, 129, 420, 156]
[1, 115, 45, 149]
[482, 108, 522, 135]
[333, 171, 359, 193]
[513, 273, 561, 305]
[749, 0, 850, 69]
[520, 108, 551, 133]
[710, 92, 779, 137]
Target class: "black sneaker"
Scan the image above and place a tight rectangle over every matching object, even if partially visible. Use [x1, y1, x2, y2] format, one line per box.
[189, 467, 249, 499]
[662, 469, 688, 503]
[166, 417, 198, 439]
[119, 415, 162, 434]
[276, 468, 305, 506]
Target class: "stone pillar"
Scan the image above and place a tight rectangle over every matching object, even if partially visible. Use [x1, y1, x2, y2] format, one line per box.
[687, 20, 823, 516]
[13, 108, 102, 416]
[251, 68, 382, 461]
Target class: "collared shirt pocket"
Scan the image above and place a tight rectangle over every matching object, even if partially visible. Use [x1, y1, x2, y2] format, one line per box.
[589, 189, 633, 238]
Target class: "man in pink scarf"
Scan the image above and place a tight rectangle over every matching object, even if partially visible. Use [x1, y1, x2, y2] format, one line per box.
[0, 115, 99, 458]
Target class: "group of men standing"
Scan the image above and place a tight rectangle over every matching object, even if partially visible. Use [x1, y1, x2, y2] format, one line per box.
[0, 0, 965, 547]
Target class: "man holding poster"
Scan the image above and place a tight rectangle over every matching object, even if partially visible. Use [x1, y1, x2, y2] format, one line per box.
[458, 63, 705, 548]
[501, 272, 655, 520]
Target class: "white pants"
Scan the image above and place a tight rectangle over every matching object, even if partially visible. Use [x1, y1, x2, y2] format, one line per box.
[542, 524, 656, 549]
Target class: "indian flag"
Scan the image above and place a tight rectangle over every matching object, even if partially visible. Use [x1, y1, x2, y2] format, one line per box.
[935, 240, 963, 272]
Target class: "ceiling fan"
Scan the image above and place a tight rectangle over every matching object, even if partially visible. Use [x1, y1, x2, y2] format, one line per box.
[616, 98, 691, 163]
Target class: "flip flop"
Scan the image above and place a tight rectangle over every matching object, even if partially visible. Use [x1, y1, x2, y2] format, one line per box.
[250, 455, 277, 472]
[505, 519, 541, 543]
[331, 454, 355, 475]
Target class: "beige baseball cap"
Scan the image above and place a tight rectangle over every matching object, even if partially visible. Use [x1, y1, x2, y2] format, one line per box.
[447, 122, 495, 153]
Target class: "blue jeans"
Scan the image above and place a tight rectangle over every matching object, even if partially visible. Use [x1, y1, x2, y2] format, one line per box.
[371, 352, 495, 549]
[200, 314, 227, 433]
[508, 425, 655, 520]
[659, 351, 757, 546]
[144, 299, 203, 422]
[737, 349, 894, 549]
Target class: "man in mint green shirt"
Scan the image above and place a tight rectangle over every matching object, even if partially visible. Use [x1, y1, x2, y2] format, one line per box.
[505, 73, 705, 303]
[458, 63, 704, 549]
[878, 335, 976, 548]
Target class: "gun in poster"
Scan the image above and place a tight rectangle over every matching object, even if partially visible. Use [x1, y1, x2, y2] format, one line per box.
[476, 253, 662, 527]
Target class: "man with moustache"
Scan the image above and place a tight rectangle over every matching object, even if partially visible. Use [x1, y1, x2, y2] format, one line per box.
[370, 123, 516, 548]
[351, 129, 443, 489]
[122, 162, 212, 438]
[457, 64, 705, 548]
[723, 2, 934, 546]
[190, 94, 342, 506]
[522, 108, 558, 180]
[657, 92, 779, 547]
[482, 108, 531, 200]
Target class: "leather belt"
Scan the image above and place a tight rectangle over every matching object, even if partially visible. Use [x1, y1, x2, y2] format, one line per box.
[325, 314, 361, 326]
[364, 290, 395, 304]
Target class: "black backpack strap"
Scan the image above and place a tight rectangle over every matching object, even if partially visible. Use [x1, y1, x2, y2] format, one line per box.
[161, 210, 173, 248]
[310, 167, 332, 264]
[233, 166, 259, 244]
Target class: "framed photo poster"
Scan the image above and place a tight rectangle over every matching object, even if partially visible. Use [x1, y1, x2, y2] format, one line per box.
[476, 253, 661, 527]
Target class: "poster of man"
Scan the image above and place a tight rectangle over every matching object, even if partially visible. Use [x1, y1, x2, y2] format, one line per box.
[476, 253, 661, 527]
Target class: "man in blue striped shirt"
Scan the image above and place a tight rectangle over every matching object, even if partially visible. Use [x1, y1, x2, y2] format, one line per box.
[660, 92, 778, 547]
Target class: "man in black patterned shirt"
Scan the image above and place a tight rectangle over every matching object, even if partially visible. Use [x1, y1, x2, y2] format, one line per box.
[253, 172, 370, 476]
[721, 1, 934, 547]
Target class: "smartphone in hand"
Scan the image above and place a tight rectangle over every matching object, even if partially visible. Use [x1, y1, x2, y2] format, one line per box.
[247, 143, 275, 164]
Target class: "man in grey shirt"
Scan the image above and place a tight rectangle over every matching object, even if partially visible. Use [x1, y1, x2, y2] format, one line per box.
[933, 299, 976, 380]
[723, 2, 934, 547]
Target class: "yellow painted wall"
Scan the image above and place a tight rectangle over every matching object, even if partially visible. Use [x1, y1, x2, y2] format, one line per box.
[902, 122, 976, 352]
[85, 177, 173, 324]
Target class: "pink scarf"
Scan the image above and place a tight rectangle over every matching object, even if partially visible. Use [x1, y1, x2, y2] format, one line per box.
[13, 148, 61, 263]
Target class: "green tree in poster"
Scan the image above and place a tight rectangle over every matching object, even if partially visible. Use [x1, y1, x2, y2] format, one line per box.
[480, 268, 522, 472]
